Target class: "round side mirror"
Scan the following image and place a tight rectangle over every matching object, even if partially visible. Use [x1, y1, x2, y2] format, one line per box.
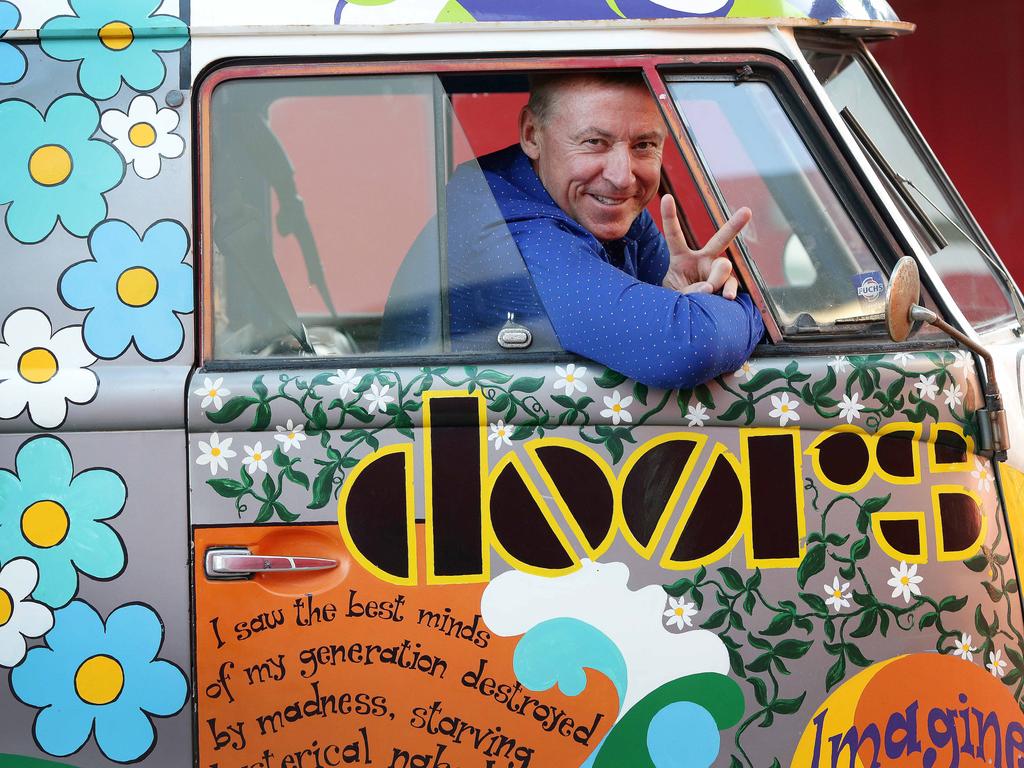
[885, 256, 921, 342]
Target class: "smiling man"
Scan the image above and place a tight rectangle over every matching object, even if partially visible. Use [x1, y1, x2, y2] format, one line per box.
[444, 73, 764, 389]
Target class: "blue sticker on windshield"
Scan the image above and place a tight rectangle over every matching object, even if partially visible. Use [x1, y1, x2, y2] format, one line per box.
[853, 270, 886, 310]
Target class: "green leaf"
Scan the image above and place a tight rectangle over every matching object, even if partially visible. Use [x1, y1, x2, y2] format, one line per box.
[1005, 647, 1024, 671]
[208, 478, 249, 498]
[964, 553, 990, 572]
[825, 654, 847, 691]
[746, 569, 763, 591]
[551, 394, 576, 409]
[849, 609, 878, 638]
[823, 618, 835, 641]
[845, 643, 873, 668]
[729, 610, 745, 630]
[703, 609, 730, 629]
[771, 693, 807, 715]
[982, 582, 1003, 601]
[605, 435, 624, 465]
[633, 382, 649, 406]
[1004, 668, 1023, 685]
[207, 396, 259, 424]
[252, 374, 269, 400]
[476, 369, 513, 384]
[720, 567, 745, 591]
[743, 592, 756, 615]
[695, 383, 715, 409]
[918, 612, 938, 630]
[354, 372, 376, 394]
[340, 456, 360, 469]
[751, 676, 769, 706]
[510, 425, 535, 440]
[252, 401, 272, 431]
[365, 434, 380, 451]
[975, 605, 993, 637]
[272, 447, 290, 467]
[760, 709, 775, 728]
[730, 756, 743, 768]
[309, 464, 338, 509]
[799, 592, 828, 615]
[662, 578, 693, 598]
[509, 376, 544, 394]
[725, 642, 746, 678]
[797, 544, 826, 589]
[746, 653, 773, 673]
[770, 760, 782, 768]
[595, 368, 628, 388]
[254, 501, 275, 523]
[261, 473, 276, 499]
[720, 399, 753, 423]
[346, 405, 374, 423]
[774, 639, 813, 659]
[1007, 579, 1019, 594]
[273, 502, 299, 522]
[285, 465, 310, 490]
[812, 366, 837, 398]
[489, 393, 512, 412]
[860, 494, 891, 516]
[762, 612, 794, 636]
[849, 536, 871, 561]
[740, 368, 786, 392]
[311, 402, 328, 429]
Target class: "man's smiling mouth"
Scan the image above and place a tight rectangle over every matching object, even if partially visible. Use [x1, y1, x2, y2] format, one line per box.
[590, 194, 631, 206]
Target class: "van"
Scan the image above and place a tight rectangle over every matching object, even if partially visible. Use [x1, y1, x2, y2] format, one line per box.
[2, 2, 1023, 767]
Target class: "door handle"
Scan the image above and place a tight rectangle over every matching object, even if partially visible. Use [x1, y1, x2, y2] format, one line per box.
[204, 547, 338, 580]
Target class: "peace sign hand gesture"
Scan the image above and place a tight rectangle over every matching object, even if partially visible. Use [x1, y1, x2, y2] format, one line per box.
[660, 194, 751, 301]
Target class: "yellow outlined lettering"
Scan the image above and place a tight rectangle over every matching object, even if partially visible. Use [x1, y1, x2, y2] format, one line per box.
[873, 422, 923, 485]
[805, 425, 873, 493]
[927, 422, 976, 473]
[871, 511, 928, 565]
[933, 484, 987, 562]
[741, 428, 805, 569]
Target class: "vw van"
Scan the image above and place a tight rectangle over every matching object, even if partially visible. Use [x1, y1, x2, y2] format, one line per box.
[2, 2, 1024, 767]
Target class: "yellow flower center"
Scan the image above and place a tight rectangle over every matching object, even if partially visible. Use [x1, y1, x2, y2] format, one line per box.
[288, 432, 296, 440]
[612, 404, 621, 412]
[128, 122, 157, 148]
[21, 500, 70, 549]
[497, 429, 505, 437]
[116, 267, 158, 307]
[253, 452, 262, 462]
[900, 576, 909, 585]
[208, 389, 218, 397]
[565, 374, 574, 382]
[0, 588, 13, 626]
[18, 347, 58, 384]
[833, 590, 842, 599]
[674, 607, 683, 616]
[98, 21, 133, 51]
[29, 145, 72, 186]
[211, 447, 221, 457]
[781, 405, 790, 413]
[75, 655, 124, 705]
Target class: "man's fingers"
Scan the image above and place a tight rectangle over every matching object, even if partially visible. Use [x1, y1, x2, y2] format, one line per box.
[704, 256, 734, 293]
[723, 274, 739, 301]
[660, 194, 691, 257]
[681, 281, 713, 295]
[698, 206, 752, 259]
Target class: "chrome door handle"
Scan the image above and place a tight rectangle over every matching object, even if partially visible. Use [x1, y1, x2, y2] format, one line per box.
[205, 547, 337, 580]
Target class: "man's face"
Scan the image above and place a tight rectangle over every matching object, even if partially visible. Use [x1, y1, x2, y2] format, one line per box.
[520, 80, 666, 242]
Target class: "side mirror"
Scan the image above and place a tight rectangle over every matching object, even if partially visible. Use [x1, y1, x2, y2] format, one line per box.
[885, 256, 920, 343]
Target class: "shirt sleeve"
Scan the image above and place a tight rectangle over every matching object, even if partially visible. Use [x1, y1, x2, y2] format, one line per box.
[505, 215, 765, 390]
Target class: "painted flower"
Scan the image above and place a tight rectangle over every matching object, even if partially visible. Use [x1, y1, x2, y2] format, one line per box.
[0, 559, 54, 667]
[489, 420, 512, 449]
[943, 383, 963, 409]
[195, 433, 235, 476]
[600, 389, 633, 425]
[242, 442, 269, 475]
[768, 392, 800, 427]
[0, 436, 126, 608]
[0, 95, 123, 243]
[893, 351, 915, 366]
[11, 600, 188, 762]
[952, 349, 971, 370]
[364, 382, 393, 413]
[59, 219, 193, 360]
[662, 597, 696, 630]
[40, 0, 188, 100]
[914, 374, 939, 401]
[329, 368, 358, 399]
[972, 457, 993, 493]
[0, 1, 27, 84]
[274, 420, 306, 453]
[100, 95, 184, 179]
[952, 633, 976, 662]
[828, 355, 850, 374]
[686, 403, 708, 427]
[194, 377, 230, 410]
[988, 649, 1008, 678]
[555, 363, 587, 396]
[823, 575, 851, 612]
[733, 360, 756, 380]
[0, 308, 97, 429]
[837, 392, 864, 424]
[887, 560, 923, 604]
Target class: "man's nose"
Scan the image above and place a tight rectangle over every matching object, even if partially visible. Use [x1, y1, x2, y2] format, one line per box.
[602, 144, 635, 190]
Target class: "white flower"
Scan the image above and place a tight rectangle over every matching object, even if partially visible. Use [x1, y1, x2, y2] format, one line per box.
[686, 403, 708, 427]
[0, 308, 97, 429]
[0, 559, 53, 667]
[733, 361, 756, 380]
[329, 368, 359, 399]
[490, 420, 512, 449]
[914, 374, 939, 400]
[829, 355, 850, 374]
[823, 576, 851, 612]
[952, 350, 972, 370]
[600, 389, 633, 425]
[555, 363, 588, 396]
[194, 376, 230, 410]
[887, 560, 923, 604]
[100, 95, 185, 179]
[988, 649, 1008, 677]
[196, 433, 236, 476]
[972, 458, 993, 493]
[364, 382, 393, 413]
[662, 597, 697, 630]
[943, 384, 963, 409]
[952, 633, 976, 662]
[838, 393, 864, 424]
[768, 392, 800, 427]
[274, 420, 306, 452]
[242, 441, 269, 475]
[893, 351, 916, 365]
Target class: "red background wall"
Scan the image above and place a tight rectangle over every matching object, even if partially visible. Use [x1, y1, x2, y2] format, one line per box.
[872, 0, 1024, 282]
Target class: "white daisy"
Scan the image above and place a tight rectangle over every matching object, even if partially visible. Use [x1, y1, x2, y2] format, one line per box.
[893, 351, 916, 366]
[943, 384, 963, 409]
[0, 559, 53, 668]
[952, 350, 972, 370]
[887, 560, 923, 604]
[489, 420, 512, 449]
[274, 420, 306, 452]
[768, 392, 800, 427]
[242, 441, 269, 475]
[952, 633, 976, 662]
[987, 649, 1008, 678]
[829, 355, 851, 374]
[733, 361, 756, 380]
[600, 390, 633, 425]
[838, 392, 864, 424]
[194, 376, 230, 410]
[196, 433, 236, 476]
[364, 382, 394, 413]
[555, 364, 588, 396]
[823, 575, 851, 612]
[100, 95, 185, 180]
[686, 403, 708, 427]
[914, 374, 939, 401]
[662, 597, 697, 630]
[0, 308, 97, 429]
[972, 458, 993, 493]
[329, 368, 359, 399]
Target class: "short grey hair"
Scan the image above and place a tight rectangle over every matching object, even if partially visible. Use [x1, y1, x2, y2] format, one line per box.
[526, 72, 649, 126]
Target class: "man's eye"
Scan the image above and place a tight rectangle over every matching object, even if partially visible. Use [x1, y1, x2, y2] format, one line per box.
[634, 141, 657, 151]
[584, 138, 605, 147]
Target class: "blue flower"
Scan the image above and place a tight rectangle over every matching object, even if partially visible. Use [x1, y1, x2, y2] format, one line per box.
[0, 95, 124, 243]
[40, 0, 188, 100]
[0, 436, 126, 608]
[0, 1, 27, 84]
[60, 219, 194, 360]
[11, 600, 188, 763]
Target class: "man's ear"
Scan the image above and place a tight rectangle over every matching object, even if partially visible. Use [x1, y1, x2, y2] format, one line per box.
[519, 106, 541, 161]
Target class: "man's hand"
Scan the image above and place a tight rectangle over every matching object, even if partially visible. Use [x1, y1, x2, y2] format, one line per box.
[660, 194, 751, 301]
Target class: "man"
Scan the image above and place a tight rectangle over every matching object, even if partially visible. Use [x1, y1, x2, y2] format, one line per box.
[445, 72, 764, 389]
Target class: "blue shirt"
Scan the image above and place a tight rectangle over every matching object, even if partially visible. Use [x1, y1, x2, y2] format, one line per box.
[446, 145, 765, 389]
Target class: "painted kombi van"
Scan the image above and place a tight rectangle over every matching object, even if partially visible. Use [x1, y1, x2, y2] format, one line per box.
[2, 2, 1024, 767]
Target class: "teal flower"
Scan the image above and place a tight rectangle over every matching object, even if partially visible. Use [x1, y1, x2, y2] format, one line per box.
[0, 95, 124, 243]
[40, 0, 188, 100]
[0, 1, 27, 84]
[0, 436, 126, 608]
